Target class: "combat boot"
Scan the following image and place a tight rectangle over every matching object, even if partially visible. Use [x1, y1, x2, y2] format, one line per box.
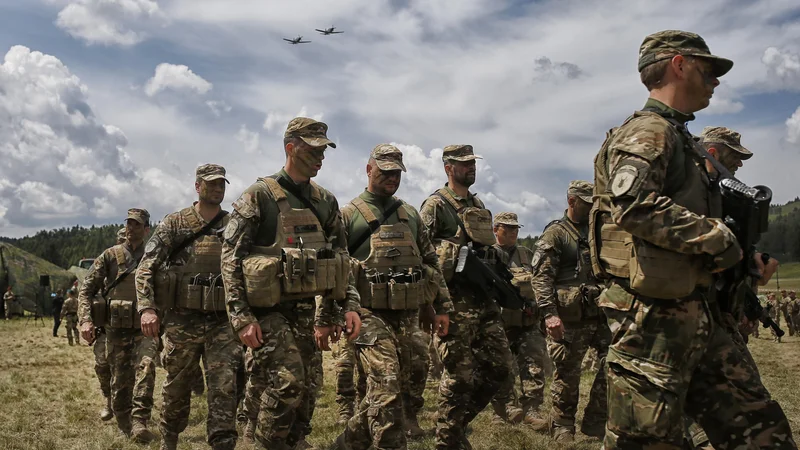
[524, 413, 550, 433]
[553, 426, 575, 443]
[243, 420, 256, 445]
[116, 414, 132, 438]
[99, 397, 114, 421]
[160, 432, 178, 450]
[294, 439, 313, 449]
[131, 419, 156, 444]
[335, 404, 353, 426]
[404, 413, 429, 440]
[579, 419, 605, 438]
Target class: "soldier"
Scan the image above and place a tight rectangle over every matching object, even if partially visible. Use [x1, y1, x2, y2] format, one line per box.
[52, 289, 65, 337]
[488, 212, 548, 426]
[78, 209, 157, 443]
[220, 117, 362, 450]
[591, 30, 794, 448]
[780, 289, 794, 336]
[336, 144, 452, 448]
[526, 182, 608, 443]
[790, 291, 800, 335]
[61, 289, 80, 345]
[420, 144, 514, 450]
[136, 164, 241, 450]
[4, 286, 15, 320]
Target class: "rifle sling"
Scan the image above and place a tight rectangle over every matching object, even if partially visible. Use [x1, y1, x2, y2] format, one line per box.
[347, 200, 404, 256]
[276, 176, 323, 220]
[434, 192, 473, 245]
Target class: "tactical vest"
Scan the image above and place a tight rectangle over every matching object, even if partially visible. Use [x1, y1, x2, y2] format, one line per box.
[547, 219, 600, 323]
[590, 111, 714, 299]
[107, 245, 142, 329]
[242, 177, 349, 307]
[349, 197, 425, 310]
[501, 246, 538, 327]
[63, 298, 79, 315]
[434, 188, 497, 282]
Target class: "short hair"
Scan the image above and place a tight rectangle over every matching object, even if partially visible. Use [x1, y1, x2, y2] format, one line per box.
[640, 58, 671, 90]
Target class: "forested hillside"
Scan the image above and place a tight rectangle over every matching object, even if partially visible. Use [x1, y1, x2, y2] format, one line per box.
[0, 224, 123, 269]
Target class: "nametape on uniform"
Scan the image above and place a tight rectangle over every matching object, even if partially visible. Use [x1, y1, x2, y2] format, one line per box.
[294, 224, 319, 233]
[379, 231, 404, 239]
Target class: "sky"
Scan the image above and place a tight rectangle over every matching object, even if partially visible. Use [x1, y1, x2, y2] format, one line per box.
[1, 0, 800, 238]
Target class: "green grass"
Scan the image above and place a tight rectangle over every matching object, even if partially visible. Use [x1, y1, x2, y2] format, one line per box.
[760, 261, 800, 291]
[1, 318, 798, 449]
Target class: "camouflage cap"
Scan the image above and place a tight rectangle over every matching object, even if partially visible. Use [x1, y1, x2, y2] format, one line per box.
[126, 208, 150, 225]
[568, 180, 593, 203]
[442, 144, 482, 162]
[196, 163, 229, 184]
[284, 117, 337, 148]
[370, 144, 406, 172]
[638, 30, 733, 77]
[494, 212, 522, 228]
[700, 126, 752, 160]
[117, 227, 126, 239]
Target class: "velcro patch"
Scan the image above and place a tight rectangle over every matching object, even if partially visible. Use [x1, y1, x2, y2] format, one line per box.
[379, 231, 404, 239]
[609, 159, 648, 198]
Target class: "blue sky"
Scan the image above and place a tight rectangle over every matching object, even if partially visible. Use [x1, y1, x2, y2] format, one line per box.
[1, 0, 800, 237]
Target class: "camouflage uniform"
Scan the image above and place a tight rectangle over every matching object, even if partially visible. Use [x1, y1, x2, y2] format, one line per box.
[336, 144, 453, 449]
[780, 292, 794, 336]
[61, 293, 80, 345]
[489, 212, 548, 424]
[420, 145, 514, 450]
[531, 186, 609, 441]
[4, 290, 15, 319]
[221, 118, 361, 450]
[790, 293, 800, 336]
[590, 30, 795, 450]
[78, 209, 157, 439]
[333, 339, 359, 422]
[135, 166, 241, 450]
[93, 329, 114, 420]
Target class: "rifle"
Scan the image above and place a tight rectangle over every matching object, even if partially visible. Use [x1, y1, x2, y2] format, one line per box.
[453, 243, 530, 311]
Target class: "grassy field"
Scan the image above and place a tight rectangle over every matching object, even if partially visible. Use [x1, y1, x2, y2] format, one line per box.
[1, 319, 798, 450]
[761, 261, 800, 291]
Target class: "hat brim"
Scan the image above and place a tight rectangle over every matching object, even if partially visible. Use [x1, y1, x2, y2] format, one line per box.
[495, 221, 522, 227]
[691, 54, 733, 77]
[728, 144, 753, 160]
[444, 155, 483, 162]
[578, 195, 593, 204]
[126, 215, 146, 224]
[300, 136, 337, 148]
[375, 160, 407, 172]
[201, 174, 230, 184]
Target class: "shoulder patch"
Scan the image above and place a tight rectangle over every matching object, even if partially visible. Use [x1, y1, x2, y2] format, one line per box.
[609, 158, 649, 198]
[144, 238, 158, 255]
[531, 250, 544, 271]
[223, 216, 240, 242]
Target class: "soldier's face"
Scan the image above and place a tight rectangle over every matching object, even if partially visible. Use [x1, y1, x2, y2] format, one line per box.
[449, 160, 476, 187]
[367, 164, 402, 196]
[570, 197, 592, 223]
[196, 179, 226, 205]
[685, 58, 719, 112]
[713, 146, 744, 175]
[125, 219, 148, 244]
[494, 224, 519, 247]
[289, 141, 327, 178]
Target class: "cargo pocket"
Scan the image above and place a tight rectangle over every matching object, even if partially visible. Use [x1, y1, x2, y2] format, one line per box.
[154, 270, 177, 310]
[389, 281, 409, 310]
[606, 362, 677, 439]
[556, 287, 583, 323]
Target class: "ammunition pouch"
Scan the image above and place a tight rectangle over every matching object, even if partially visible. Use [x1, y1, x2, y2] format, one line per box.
[154, 270, 178, 310]
[109, 300, 141, 329]
[175, 274, 226, 311]
[90, 294, 108, 328]
[628, 239, 709, 300]
[356, 266, 425, 310]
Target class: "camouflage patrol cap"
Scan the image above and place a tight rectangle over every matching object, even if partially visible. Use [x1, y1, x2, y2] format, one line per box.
[700, 126, 752, 160]
[494, 212, 522, 228]
[638, 30, 733, 77]
[284, 117, 337, 148]
[117, 227, 126, 239]
[196, 164, 230, 184]
[126, 208, 150, 225]
[568, 180, 593, 203]
[370, 144, 406, 172]
[442, 144, 482, 162]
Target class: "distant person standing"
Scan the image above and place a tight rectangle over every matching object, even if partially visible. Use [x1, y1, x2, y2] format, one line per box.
[61, 289, 79, 345]
[52, 289, 65, 337]
[4, 286, 16, 320]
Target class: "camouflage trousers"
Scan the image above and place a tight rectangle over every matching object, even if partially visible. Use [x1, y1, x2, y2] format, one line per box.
[547, 318, 609, 431]
[491, 324, 548, 419]
[4, 300, 12, 319]
[427, 332, 443, 383]
[106, 327, 157, 424]
[93, 330, 112, 399]
[160, 309, 242, 447]
[435, 295, 513, 450]
[248, 300, 321, 450]
[65, 314, 79, 344]
[333, 339, 360, 417]
[339, 309, 420, 450]
[782, 310, 795, 336]
[602, 291, 796, 449]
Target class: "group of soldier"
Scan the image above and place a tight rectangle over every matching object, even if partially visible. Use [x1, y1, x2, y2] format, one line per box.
[761, 289, 800, 342]
[64, 27, 800, 450]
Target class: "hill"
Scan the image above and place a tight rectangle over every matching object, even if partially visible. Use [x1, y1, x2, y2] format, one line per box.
[0, 242, 76, 314]
[0, 224, 123, 270]
[769, 197, 800, 221]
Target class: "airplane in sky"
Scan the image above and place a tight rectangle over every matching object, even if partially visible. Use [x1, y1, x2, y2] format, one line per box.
[315, 27, 344, 35]
[283, 36, 311, 44]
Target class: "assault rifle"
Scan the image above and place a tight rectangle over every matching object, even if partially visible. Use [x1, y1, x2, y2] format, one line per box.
[716, 178, 783, 337]
[453, 243, 530, 311]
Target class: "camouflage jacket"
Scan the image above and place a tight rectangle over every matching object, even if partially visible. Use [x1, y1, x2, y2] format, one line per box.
[494, 243, 534, 270]
[531, 213, 590, 318]
[420, 184, 484, 242]
[3, 291, 14, 302]
[135, 203, 230, 313]
[341, 190, 453, 315]
[61, 296, 78, 317]
[78, 241, 144, 325]
[221, 169, 361, 332]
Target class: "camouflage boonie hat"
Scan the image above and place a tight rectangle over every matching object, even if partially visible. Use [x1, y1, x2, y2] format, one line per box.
[371, 144, 406, 172]
[442, 144, 482, 162]
[638, 30, 733, 77]
[126, 208, 150, 225]
[284, 117, 337, 148]
[568, 180, 593, 203]
[700, 126, 752, 160]
[196, 164, 229, 183]
[494, 212, 522, 228]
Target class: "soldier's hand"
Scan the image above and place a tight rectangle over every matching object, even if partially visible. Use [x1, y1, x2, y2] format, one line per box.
[80, 322, 95, 345]
[140, 309, 160, 338]
[238, 323, 263, 349]
[433, 314, 450, 337]
[739, 316, 758, 337]
[314, 326, 334, 351]
[344, 311, 362, 341]
[544, 315, 565, 341]
[419, 304, 436, 334]
[754, 253, 779, 286]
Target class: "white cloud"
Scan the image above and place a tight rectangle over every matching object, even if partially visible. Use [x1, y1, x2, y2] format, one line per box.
[235, 125, 260, 154]
[144, 63, 212, 97]
[16, 182, 87, 220]
[762, 47, 800, 90]
[786, 106, 800, 145]
[206, 100, 231, 117]
[55, 0, 163, 47]
[263, 107, 324, 133]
